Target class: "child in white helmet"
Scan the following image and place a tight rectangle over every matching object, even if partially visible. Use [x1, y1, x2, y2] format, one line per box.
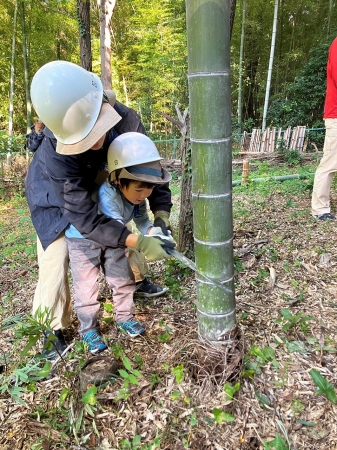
[65, 132, 175, 352]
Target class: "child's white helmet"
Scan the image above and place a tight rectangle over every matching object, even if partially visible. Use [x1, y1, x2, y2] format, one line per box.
[30, 60, 103, 144]
[107, 132, 171, 185]
[107, 132, 162, 171]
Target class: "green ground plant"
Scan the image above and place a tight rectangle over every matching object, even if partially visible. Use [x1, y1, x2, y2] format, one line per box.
[275, 308, 313, 333]
[310, 369, 337, 404]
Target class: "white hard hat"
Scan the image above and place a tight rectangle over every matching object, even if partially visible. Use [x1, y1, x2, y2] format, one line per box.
[107, 132, 163, 172]
[107, 132, 171, 185]
[30, 60, 103, 144]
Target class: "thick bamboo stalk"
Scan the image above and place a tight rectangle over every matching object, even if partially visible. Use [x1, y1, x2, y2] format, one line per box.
[186, 0, 236, 344]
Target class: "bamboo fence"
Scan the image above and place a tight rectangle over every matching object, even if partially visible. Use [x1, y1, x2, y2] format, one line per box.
[241, 126, 308, 153]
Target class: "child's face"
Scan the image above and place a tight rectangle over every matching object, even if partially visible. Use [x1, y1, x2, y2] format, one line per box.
[120, 181, 154, 204]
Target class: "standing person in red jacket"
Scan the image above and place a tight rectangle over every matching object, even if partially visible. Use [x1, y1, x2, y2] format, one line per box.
[312, 38, 337, 220]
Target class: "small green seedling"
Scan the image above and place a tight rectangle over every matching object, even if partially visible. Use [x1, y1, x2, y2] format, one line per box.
[262, 434, 288, 450]
[224, 381, 240, 401]
[212, 408, 235, 424]
[276, 308, 313, 332]
[116, 356, 142, 401]
[310, 369, 337, 404]
[172, 364, 184, 383]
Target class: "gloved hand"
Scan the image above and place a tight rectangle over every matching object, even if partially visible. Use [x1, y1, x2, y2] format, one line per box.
[148, 226, 176, 243]
[136, 235, 176, 261]
[153, 211, 172, 236]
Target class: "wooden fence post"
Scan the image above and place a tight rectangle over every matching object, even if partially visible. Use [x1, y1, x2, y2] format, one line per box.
[241, 159, 249, 183]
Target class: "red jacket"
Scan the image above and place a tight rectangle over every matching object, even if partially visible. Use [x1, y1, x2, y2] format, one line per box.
[324, 37, 337, 118]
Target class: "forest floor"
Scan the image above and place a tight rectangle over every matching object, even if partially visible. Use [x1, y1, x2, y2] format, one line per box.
[1, 154, 337, 450]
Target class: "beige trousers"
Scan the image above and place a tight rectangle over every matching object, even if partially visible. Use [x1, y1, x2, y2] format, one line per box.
[312, 118, 337, 215]
[33, 232, 72, 330]
[33, 232, 148, 330]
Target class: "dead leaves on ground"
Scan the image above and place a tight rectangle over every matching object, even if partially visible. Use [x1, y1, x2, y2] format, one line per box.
[2, 176, 337, 449]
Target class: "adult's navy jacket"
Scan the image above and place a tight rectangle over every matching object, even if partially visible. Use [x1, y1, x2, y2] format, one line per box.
[25, 101, 172, 250]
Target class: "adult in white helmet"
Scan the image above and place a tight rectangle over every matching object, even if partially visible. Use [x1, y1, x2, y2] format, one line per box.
[30, 60, 104, 144]
[25, 62, 173, 358]
[64, 132, 174, 348]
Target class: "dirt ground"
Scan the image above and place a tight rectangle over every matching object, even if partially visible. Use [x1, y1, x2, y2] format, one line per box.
[1, 159, 337, 449]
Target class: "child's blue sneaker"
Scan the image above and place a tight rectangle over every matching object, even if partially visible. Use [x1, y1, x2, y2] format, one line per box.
[118, 318, 145, 337]
[82, 330, 107, 354]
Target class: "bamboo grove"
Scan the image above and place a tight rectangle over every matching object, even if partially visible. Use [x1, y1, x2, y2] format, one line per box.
[1, 0, 337, 137]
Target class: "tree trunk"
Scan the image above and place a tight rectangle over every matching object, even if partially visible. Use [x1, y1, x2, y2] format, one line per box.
[186, 0, 236, 344]
[78, 0, 92, 71]
[177, 140, 193, 257]
[328, 0, 333, 39]
[8, 0, 17, 144]
[262, 0, 279, 131]
[163, 106, 193, 258]
[21, 0, 32, 133]
[99, 0, 115, 89]
[229, 0, 237, 39]
[237, 0, 246, 126]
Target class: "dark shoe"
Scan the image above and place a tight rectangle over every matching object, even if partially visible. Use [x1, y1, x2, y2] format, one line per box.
[82, 330, 107, 354]
[135, 277, 168, 298]
[118, 318, 145, 337]
[313, 213, 336, 221]
[43, 329, 67, 361]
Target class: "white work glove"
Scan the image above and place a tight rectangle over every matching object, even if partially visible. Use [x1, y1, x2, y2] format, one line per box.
[148, 226, 176, 243]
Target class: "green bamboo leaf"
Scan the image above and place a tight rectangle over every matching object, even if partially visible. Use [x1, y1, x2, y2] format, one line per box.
[310, 369, 337, 403]
[310, 369, 329, 391]
[84, 403, 96, 416]
[325, 388, 337, 404]
[255, 392, 271, 406]
[75, 407, 84, 432]
[296, 420, 316, 427]
[20, 334, 40, 356]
